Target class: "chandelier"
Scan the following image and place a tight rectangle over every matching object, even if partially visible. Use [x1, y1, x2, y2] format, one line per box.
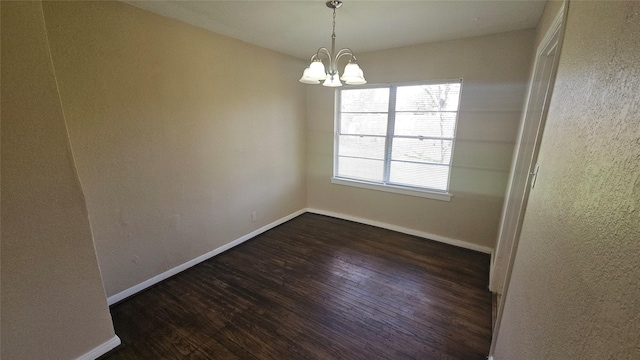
[299, 0, 367, 87]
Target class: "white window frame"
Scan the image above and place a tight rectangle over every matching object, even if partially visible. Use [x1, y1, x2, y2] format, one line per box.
[331, 79, 462, 201]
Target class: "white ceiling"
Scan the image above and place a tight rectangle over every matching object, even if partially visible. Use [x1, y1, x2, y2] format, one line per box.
[124, 0, 547, 60]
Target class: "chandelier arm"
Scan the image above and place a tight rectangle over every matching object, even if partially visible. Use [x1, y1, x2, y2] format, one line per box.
[332, 48, 356, 75]
[315, 47, 332, 60]
[335, 48, 355, 61]
[315, 47, 340, 75]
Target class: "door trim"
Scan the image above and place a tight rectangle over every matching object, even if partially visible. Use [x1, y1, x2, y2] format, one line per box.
[489, 1, 568, 355]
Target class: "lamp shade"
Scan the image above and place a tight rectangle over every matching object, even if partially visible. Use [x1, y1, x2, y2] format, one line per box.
[307, 59, 327, 81]
[299, 67, 320, 84]
[341, 62, 366, 85]
[341, 62, 361, 79]
[323, 73, 342, 87]
[345, 69, 367, 85]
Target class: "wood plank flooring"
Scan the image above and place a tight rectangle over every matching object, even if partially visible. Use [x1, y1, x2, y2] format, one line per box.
[105, 213, 492, 359]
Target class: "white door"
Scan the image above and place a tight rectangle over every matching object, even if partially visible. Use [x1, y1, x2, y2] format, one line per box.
[489, 7, 566, 296]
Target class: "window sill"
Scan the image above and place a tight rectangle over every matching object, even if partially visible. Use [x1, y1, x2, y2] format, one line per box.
[331, 177, 452, 202]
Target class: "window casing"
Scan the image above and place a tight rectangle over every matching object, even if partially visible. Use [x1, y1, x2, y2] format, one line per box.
[333, 80, 462, 201]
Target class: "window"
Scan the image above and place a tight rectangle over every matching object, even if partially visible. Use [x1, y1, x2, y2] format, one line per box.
[333, 80, 462, 201]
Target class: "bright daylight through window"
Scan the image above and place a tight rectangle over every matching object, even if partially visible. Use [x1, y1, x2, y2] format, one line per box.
[333, 80, 462, 200]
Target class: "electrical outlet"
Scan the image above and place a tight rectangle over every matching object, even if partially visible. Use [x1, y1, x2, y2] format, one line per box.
[251, 211, 257, 222]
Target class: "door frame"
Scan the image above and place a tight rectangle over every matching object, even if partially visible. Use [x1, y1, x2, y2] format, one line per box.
[489, 0, 568, 355]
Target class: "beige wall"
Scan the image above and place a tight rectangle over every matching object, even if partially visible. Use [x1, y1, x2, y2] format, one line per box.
[493, 1, 640, 358]
[307, 30, 535, 249]
[41, 1, 307, 297]
[0, 2, 117, 359]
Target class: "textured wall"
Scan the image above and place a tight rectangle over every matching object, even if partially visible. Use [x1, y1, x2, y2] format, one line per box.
[41, 1, 307, 297]
[1, 2, 117, 358]
[307, 30, 535, 249]
[493, 1, 640, 358]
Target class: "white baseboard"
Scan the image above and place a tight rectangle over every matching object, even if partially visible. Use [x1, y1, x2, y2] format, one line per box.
[108, 207, 490, 305]
[107, 209, 306, 305]
[305, 208, 492, 254]
[489, 247, 496, 291]
[76, 335, 121, 360]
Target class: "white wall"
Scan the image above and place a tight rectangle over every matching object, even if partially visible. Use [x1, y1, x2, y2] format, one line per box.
[1, 2, 118, 358]
[41, 1, 308, 298]
[307, 30, 535, 250]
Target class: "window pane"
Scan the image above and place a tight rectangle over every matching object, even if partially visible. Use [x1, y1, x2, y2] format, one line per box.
[394, 112, 456, 138]
[338, 135, 386, 160]
[391, 138, 453, 165]
[337, 157, 384, 182]
[389, 162, 449, 191]
[396, 83, 461, 112]
[336, 81, 461, 196]
[340, 113, 388, 136]
[341, 88, 390, 112]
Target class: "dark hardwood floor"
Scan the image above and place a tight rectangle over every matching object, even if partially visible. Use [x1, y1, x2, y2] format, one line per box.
[105, 213, 492, 360]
